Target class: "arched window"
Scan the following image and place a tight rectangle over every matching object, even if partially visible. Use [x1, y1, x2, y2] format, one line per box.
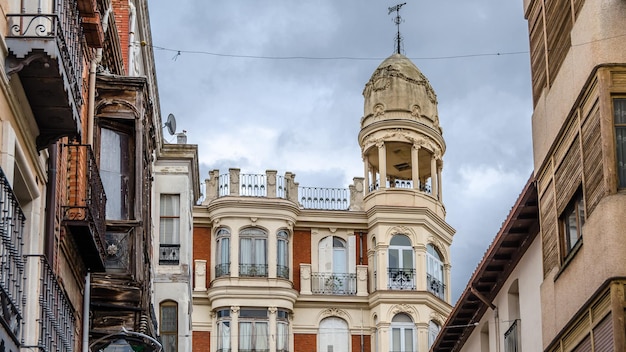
[390, 313, 415, 352]
[160, 301, 178, 352]
[319, 317, 349, 352]
[388, 235, 414, 290]
[428, 320, 441, 349]
[277, 230, 289, 279]
[216, 228, 230, 277]
[239, 228, 267, 277]
[426, 244, 445, 299]
[216, 308, 231, 352]
[316, 236, 352, 294]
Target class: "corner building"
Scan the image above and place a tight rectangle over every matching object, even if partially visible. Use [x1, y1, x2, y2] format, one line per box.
[192, 53, 455, 352]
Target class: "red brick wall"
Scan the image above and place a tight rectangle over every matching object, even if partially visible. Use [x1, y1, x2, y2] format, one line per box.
[293, 229, 311, 292]
[192, 331, 210, 352]
[111, 0, 129, 72]
[193, 226, 212, 282]
[294, 333, 316, 352]
[352, 334, 371, 352]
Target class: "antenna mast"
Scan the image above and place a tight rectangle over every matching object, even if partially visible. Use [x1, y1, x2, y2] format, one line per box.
[388, 3, 407, 54]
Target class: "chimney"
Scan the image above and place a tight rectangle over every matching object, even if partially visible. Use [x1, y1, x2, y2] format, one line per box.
[177, 131, 187, 144]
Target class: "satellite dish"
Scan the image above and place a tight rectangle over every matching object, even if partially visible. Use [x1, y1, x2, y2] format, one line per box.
[164, 113, 177, 135]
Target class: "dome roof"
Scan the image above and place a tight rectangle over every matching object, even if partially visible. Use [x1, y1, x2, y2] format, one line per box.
[374, 53, 427, 84]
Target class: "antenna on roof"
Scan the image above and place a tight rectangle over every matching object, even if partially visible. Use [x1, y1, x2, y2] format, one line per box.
[388, 3, 407, 54]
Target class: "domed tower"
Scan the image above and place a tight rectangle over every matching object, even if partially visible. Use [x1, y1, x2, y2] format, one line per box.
[361, 53, 455, 351]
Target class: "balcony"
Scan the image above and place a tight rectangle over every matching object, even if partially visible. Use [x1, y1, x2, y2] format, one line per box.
[427, 273, 445, 300]
[159, 244, 180, 265]
[0, 167, 26, 343]
[311, 272, 357, 295]
[277, 265, 289, 279]
[24, 255, 76, 352]
[215, 263, 230, 277]
[61, 144, 107, 271]
[504, 319, 520, 352]
[388, 268, 415, 290]
[239, 264, 268, 277]
[4, 0, 96, 149]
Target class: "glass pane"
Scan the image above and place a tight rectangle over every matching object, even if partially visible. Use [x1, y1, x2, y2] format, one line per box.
[240, 238, 252, 264]
[277, 322, 288, 351]
[389, 249, 399, 268]
[278, 240, 287, 266]
[255, 322, 269, 350]
[390, 235, 410, 246]
[160, 218, 180, 243]
[616, 127, 626, 188]
[402, 249, 413, 269]
[160, 194, 180, 215]
[101, 128, 122, 219]
[219, 238, 230, 264]
[392, 328, 401, 351]
[160, 305, 177, 332]
[239, 322, 252, 349]
[404, 328, 413, 351]
[615, 98, 626, 124]
[565, 210, 578, 250]
[162, 335, 177, 352]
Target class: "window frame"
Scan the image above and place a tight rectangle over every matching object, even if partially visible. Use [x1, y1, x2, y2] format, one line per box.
[159, 301, 178, 352]
[239, 228, 268, 277]
[277, 230, 289, 279]
[559, 189, 585, 260]
[613, 97, 626, 188]
[239, 308, 269, 352]
[215, 228, 230, 277]
[426, 244, 445, 299]
[390, 313, 416, 352]
[216, 308, 231, 352]
[159, 194, 181, 265]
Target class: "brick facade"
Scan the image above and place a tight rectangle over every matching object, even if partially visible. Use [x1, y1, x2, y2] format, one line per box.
[193, 226, 212, 281]
[192, 331, 210, 352]
[292, 229, 311, 292]
[295, 333, 317, 352]
[352, 334, 371, 352]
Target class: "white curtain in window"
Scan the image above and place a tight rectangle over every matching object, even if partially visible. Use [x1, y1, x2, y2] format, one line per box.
[277, 321, 288, 351]
[240, 238, 253, 265]
[278, 238, 287, 266]
[219, 237, 230, 265]
[217, 321, 230, 350]
[100, 128, 122, 219]
[255, 322, 269, 350]
[160, 194, 180, 244]
[239, 322, 252, 350]
[256, 239, 267, 265]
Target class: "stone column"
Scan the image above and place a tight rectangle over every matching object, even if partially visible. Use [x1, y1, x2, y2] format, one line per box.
[231, 306, 240, 352]
[378, 142, 387, 189]
[229, 168, 240, 196]
[437, 160, 443, 201]
[444, 263, 452, 303]
[411, 145, 420, 190]
[356, 265, 368, 296]
[300, 264, 312, 295]
[415, 244, 426, 291]
[194, 259, 207, 291]
[363, 156, 370, 195]
[269, 307, 277, 352]
[430, 155, 437, 197]
[266, 170, 277, 198]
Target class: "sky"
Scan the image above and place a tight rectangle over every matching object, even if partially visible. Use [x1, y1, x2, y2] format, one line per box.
[148, 0, 534, 303]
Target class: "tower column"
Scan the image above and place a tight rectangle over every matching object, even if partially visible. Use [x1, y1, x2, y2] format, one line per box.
[430, 154, 437, 197]
[363, 155, 370, 194]
[269, 307, 277, 352]
[411, 144, 420, 190]
[378, 142, 387, 189]
[437, 160, 443, 201]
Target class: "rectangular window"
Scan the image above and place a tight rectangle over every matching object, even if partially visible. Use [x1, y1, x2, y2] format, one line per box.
[160, 303, 178, 352]
[560, 191, 585, 258]
[159, 194, 180, 265]
[614, 98, 626, 188]
[239, 309, 269, 352]
[239, 229, 267, 277]
[216, 309, 231, 352]
[98, 122, 134, 220]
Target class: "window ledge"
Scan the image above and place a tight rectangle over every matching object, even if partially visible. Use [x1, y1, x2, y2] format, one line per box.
[554, 238, 583, 281]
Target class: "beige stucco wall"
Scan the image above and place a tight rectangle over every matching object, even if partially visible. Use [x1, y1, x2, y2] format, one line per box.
[531, 0, 626, 171]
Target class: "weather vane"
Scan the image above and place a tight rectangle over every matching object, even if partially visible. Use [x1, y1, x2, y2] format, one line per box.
[388, 3, 407, 54]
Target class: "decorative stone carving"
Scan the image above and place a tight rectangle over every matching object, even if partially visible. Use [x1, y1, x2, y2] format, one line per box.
[430, 312, 445, 325]
[231, 306, 240, 314]
[391, 304, 413, 316]
[374, 103, 385, 117]
[269, 307, 277, 314]
[411, 104, 421, 118]
[321, 307, 347, 318]
[301, 265, 311, 280]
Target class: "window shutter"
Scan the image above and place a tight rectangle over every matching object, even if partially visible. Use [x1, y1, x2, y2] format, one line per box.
[592, 314, 613, 352]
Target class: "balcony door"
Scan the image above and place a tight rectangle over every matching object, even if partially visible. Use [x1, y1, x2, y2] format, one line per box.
[318, 236, 348, 293]
[99, 123, 133, 220]
[388, 235, 414, 289]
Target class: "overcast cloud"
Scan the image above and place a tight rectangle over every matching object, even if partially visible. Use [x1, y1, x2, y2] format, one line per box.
[148, 0, 534, 303]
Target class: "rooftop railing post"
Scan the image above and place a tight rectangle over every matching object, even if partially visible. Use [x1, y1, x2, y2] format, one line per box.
[284, 172, 299, 204]
[349, 177, 365, 211]
[229, 168, 240, 196]
[266, 170, 277, 198]
[204, 169, 220, 203]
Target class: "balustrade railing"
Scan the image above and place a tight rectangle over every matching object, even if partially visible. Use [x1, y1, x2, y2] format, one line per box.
[0, 167, 26, 342]
[299, 187, 349, 210]
[239, 264, 268, 277]
[388, 268, 415, 290]
[277, 265, 289, 279]
[159, 244, 180, 265]
[240, 173, 267, 196]
[427, 273, 445, 299]
[370, 179, 431, 194]
[26, 255, 75, 352]
[311, 272, 357, 295]
[7, 0, 84, 106]
[215, 263, 230, 277]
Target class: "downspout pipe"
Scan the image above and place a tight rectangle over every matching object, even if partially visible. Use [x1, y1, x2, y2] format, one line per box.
[44, 143, 57, 262]
[82, 272, 91, 352]
[127, 1, 137, 75]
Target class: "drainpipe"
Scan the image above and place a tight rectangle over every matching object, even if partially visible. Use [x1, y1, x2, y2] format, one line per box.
[44, 143, 57, 262]
[127, 1, 137, 76]
[82, 272, 91, 352]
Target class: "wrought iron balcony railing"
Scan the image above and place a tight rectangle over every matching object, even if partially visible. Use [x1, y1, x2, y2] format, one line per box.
[62, 144, 107, 271]
[388, 268, 415, 290]
[215, 263, 230, 277]
[427, 273, 446, 300]
[0, 167, 26, 343]
[25, 255, 76, 352]
[277, 265, 289, 279]
[504, 319, 520, 352]
[159, 244, 180, 265]
[239, 264, 268, 277]
[311, 272, 357, 295]
[299, 187, 349, 210]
